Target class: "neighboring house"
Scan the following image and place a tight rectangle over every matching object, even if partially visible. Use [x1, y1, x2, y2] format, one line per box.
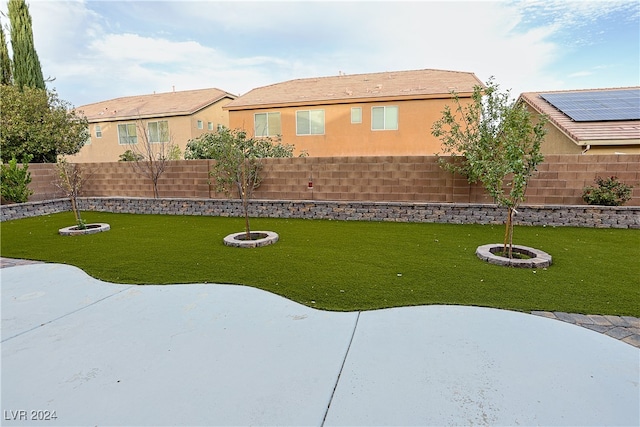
[225, 69, 483, 157]
[520, 87, 640, 155]
[70, 88, 237, 163]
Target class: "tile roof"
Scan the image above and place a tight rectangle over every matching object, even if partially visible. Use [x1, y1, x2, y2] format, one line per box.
[78, 88, 236, 122]
[226, 69, 483, 110]
[520, 88, 640, 146]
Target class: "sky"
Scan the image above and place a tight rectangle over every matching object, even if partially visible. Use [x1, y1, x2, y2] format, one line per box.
[1, 0, 638, 108]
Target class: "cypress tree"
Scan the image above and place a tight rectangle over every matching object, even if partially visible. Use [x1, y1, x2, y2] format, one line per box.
[0, 22, 12, 85]
[8, 0, 45, 90]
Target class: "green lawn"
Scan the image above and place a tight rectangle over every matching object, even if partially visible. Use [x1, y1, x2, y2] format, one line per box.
[1, 211, 638, 316]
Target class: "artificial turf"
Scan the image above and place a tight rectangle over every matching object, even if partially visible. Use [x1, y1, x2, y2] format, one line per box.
[1, 211, 638, 316]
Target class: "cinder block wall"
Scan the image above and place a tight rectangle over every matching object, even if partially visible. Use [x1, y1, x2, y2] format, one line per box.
[255, 156, 490, 203]
[19, 155, 640, 206]
[27, 163, 67, 201]
[526, 154, 640, 205]
[78, 159, 213, 199]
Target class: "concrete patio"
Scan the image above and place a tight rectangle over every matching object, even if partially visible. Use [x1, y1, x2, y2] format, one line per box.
[2, 263, 639, 426]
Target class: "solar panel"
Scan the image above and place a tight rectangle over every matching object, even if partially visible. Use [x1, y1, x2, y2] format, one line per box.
[540, 89, 640, 122]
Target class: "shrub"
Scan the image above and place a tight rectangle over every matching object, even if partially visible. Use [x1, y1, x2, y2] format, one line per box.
[582, 176, 633, 206]
[119, 150, 143, 162]
[184, 126, 297, 160]
[168, 145, 182, 161]
[0, 155, 33, 203]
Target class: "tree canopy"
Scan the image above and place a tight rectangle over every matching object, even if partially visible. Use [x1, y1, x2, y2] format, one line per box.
[0, 85, 89, 163]
[1, 0, 87, 163]
[185, 127, 297, 160]
[0, 22, 12, 85]
[7, 0, 44, 90]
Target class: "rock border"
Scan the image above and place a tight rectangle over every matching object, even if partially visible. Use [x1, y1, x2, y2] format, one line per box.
[4, 198, 639, 229]
[59, 223, 110, 236]
[223, 231, 279, 248]
[476, 244, 552, 268]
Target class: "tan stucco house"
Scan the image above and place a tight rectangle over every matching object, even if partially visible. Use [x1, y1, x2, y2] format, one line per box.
[225, 69, 483, 157]
[520, 88, 640, 155]
[70, 88, 237, 163]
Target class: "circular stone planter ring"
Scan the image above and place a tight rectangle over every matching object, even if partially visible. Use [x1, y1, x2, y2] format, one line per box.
[223, 231, 279, 248]
[476, 244, 552, 268]
[59, 223, 110, 236]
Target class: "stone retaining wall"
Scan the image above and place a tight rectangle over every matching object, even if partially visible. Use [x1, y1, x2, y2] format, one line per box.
[0, 199, 71, 221]
[2, 197, 638, 229]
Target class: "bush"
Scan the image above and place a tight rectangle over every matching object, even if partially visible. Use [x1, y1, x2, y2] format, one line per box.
[184, 126, 297, 160]
[119, 150, 143, 162]
[582, 176, 633, 206]
[167, 145, 182, 161]
[0, 156, 33, 203]
[184, 133, 218, 160]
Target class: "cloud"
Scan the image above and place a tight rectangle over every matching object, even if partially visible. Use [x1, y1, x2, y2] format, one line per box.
[89, 34, 215, 63]
[3, 0, 636, 107]
[300, 2, 561, 96]
[568, 71, 593, 78]
[23, 0, 103, 61]
[514, 0, 639, 25]
[567, 71, 593, 79]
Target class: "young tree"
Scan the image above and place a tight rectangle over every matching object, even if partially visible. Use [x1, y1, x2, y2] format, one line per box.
[0, 85, 89, 162]
[0, 21, 12, 85]
[124, 119, 180, 198]
[7, 0, 44, 90]
[432, 78, 547, 258]
[190, 127, 296, 239]
[56, 157, 87, 228]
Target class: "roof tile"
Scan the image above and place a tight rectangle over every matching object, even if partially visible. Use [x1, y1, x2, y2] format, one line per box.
[78, 88, 236, 122]
[226, 69, 483, 109]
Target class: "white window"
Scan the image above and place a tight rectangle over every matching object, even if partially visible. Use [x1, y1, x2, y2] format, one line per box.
[95, 125, 102, 138]
[148, 120, 169, 143]
[217, 124, 224, 132]
[208, 122, 214, 131]
[254, 112, 281, 137]
[351, 107, 362, 124]
[296, 110, 325, 135]
[197, 120, 203, 129]
[371, 106, 398, 130]
[117, 123, 137, 144]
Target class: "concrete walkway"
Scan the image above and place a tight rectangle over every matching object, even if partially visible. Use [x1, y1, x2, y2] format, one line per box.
[1, 262, 639, 426]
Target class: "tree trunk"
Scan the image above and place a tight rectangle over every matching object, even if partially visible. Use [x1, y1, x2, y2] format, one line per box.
[70, 197, 79, 222]
[509, 208, 514, 257]
[242, 160, 251, 240]
[502, 207, 514, 258]
[152, 179, 159, 198]
[243, 195, 251, 240]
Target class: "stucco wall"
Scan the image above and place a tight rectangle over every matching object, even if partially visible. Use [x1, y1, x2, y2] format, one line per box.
[70, 98, 234, 163]
[228, 97, 470, 157]
[14, 155, 640, 206]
